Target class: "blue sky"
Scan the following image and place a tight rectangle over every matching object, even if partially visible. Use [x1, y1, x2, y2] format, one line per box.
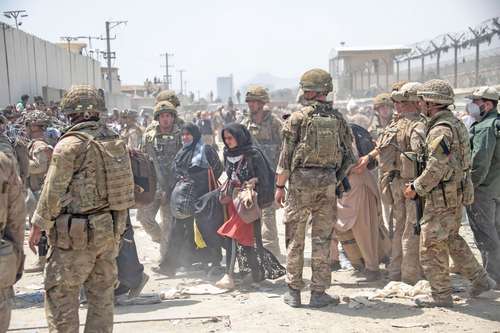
[2, 0, 499, 96]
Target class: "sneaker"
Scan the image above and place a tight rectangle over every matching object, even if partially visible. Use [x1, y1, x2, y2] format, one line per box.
[215, 274, 235, 290]
[415, 295, 453, 308]
[470, 276, 497, 297]
[128, 273, 150, 298]
[283, 287, 301, 308]
[24, 256, 46, 273]
[309, 291, 340, 308]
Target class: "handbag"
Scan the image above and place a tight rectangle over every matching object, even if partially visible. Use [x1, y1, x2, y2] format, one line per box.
[233, 179, 260, 224]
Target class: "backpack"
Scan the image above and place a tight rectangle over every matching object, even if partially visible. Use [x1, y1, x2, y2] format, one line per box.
[129, 150, 157, 208]
[292, 104, 342, 170]
[61, 130, 136, 211]
[350, 123, 377, 170]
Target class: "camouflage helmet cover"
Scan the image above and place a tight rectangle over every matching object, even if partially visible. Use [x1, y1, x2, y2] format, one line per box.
[245, 85, 270, 103]
[391, 82, 422, 102]
[391, 80, 408, 92]
[299, 68, 333, 93]
[373, 93, 393, 108]
[60, 85, 106, 115]
[417, 79, 454, 105]
[24, 110, 51, 128]
[153, 101, 177, 120]
[155, 90, 180, 108]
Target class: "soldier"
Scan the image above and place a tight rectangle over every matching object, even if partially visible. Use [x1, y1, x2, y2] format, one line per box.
[28, 85, 135, 331]
[241, 85, 282, 257]
[121, 109, 144, 149]
[369, 93, 394, 139]
[138, 101, 182, 275]
[465, 86, 500, 287]
[275, 69, 355, 308]
[403, 79, 496, 307]
[0, 116, 26, 333]
[23, 111, 53, 274]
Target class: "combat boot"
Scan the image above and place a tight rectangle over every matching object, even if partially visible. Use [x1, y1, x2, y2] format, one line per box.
[362, 269, 381, 282]
[24, 256, 46, 273]
[283, 286, 301, 308]
[415, 295, 453, 308]
[309, 291, 340, 308]
[470, 276, 497, 297]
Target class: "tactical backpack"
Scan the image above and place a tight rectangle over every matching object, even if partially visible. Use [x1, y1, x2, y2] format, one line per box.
[61, 130, 136, 211]
[292, 104, 342, 170]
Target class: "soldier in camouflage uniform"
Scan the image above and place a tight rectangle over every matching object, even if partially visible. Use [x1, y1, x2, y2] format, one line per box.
[23, 111, 54, 273]
[29, 85, 135, 332]
[403, 79, 496, 307]
[275, 69, 356, 308]
[120, 109, 144, 149]
[138, 100, 183, 275]
[369, 93, 394, 139]
[241, 85, 282, 258]
[0, 119, 26, 333]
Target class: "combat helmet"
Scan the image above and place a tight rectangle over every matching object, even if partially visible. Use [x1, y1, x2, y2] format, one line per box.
[299, 69, 333, 94]
[391, 82, 422, 102]
[153, 101, 177, 120]
[24, 110, 51, 129]
[373, 93, 393, 108]
[245, 85, 270, 103]
[155, 90, 180, 108]
[417, 79, 454, 106]
[60, 85, 106, 116]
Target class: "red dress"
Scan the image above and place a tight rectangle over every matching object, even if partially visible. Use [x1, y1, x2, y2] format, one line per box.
[217, 201, 254, 247]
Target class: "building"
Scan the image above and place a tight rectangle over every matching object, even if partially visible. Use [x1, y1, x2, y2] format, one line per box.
[329, 46, 411, 99]
[216, 75, 234, 104]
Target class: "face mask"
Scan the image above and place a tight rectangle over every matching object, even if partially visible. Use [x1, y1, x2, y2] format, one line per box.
[466, 102, 481, 119]
[479, 104, 488, 117]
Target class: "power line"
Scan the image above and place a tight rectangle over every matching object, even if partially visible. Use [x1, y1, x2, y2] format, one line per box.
[103, 20, 127, 93]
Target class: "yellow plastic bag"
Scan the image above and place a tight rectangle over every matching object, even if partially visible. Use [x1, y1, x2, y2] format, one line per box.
[194, 221, 207, 249]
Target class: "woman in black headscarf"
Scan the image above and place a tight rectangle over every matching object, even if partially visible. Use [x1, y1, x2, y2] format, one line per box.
[159, 123, 223, 276]
[216, 123, 285, 289]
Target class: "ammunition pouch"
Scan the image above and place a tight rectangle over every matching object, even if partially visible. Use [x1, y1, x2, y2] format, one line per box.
[400, 152, 417, 180]
[49, 211, 115, 250]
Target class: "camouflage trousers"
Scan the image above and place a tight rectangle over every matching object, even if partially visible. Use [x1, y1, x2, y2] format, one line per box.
[387, 175, 406, 281]
[261, 206, 281, 258]
[44, 240, 118, 333]
[0, 288, 13, 333]
[284, 184, 336, 292]
[401, 190, 424, 285]
[420, 197, 487, 301]
[136, 192, 172, 263]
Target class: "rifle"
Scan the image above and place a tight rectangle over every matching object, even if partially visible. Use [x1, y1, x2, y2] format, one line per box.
[413, 154, 425, 235]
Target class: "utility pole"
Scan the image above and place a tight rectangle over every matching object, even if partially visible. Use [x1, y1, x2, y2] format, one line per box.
[160, 52, 174, 89]
[178, 69, 186, 95]
[103, 20, 127, 94]
[3, 10, 28, 29]
[60, 36, 78, 83]
[2, 23, 11, 103]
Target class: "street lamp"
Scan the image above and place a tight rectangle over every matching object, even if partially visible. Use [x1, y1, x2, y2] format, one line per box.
[3, 10, 28, 29]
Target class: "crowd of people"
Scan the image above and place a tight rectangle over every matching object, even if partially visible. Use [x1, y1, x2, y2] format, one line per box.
[0, 68, 499, 332]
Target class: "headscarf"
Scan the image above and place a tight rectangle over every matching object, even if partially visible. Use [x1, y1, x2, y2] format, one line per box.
[174, 123, 207, 170]
[221, 123, 253, 158]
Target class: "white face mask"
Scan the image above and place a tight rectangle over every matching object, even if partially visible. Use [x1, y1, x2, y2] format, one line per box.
[466, 102, 481, 119]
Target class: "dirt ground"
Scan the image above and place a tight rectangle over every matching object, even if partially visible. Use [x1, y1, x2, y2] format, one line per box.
[8, 209, 500, 333]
